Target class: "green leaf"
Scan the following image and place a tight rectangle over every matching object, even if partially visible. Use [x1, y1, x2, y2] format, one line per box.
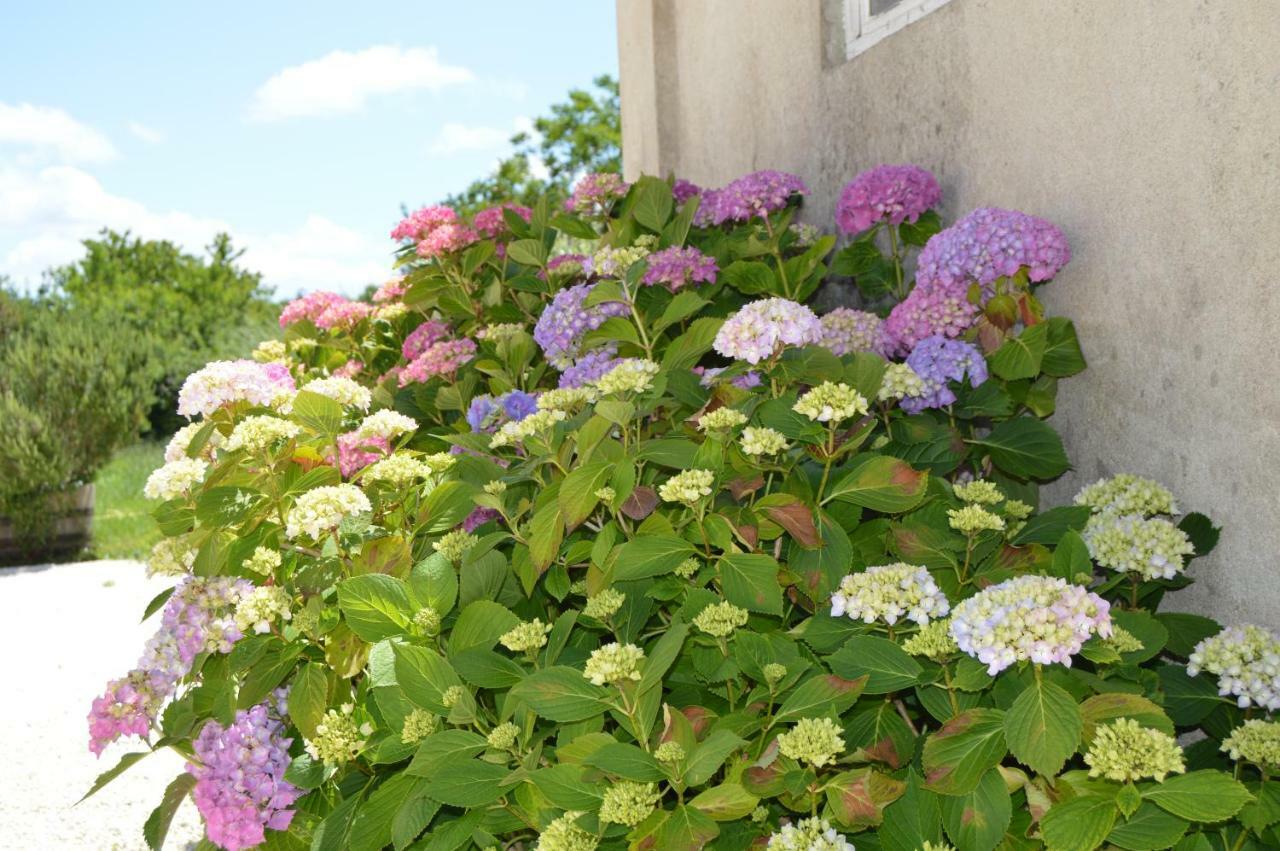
[584, 743, 666, 781]
[449, 648, 526, 689]
[989, 322, 1049, 380]
[654, 803, 720, 851]
[685, 729, 747, 787]
[879, 769, 945, 851]
[506, 238, 549, 267]
[337, 574, 412, 642]
[689, 782, 760, 822]
[1156, 614, 1221, 658]
[394, 644, 463, 713]
[654, 290, 709, 332]
[428, 759, 510, 807]
[921, 708, 1009, 795]
[940, 768, 1011, 851]
[1157, 665, 1224, 726]
[1080, 693, 1174, 741]
[614, 535, 697, 581]
[1142, 770, 1253, 822]
[1179, 512, 1221, 558]
[632, 175, 675, 231]
[1049, 529, 1092, 580]
[718, 553, 784, 615]
[1010, 505, 1091, 546]
[720, 260, 777, 295]
[348, 772, 433, 851]
[824, 454, 928, 512]
[640, 620, 689, 694]
[1004, 678, 1082, 777]
[406, 729, 487, 776]
[143, 773, 197, 851]
[408, 554, 457, 617]
[1042, 795, 1118, 851]
[970, 416, 1070, 481]
[290, 389, 345, 436]
[827, 636, 923, 694]
[510, 666, 611, 722]
[1107, 802, 1190, 851]
[79, 751, 151, 802]
[449, 600, 519, 653]
[823, 768, 905, 829]
[310, 793, 361, 851]
[558, 461, 612, 529]
[288, 663, 329, 738]
[1042, 317, 1087, 377]
[774, 674, 868, 724]
[529, 763, 603, 809]
[662, 317, 723, 372]
[528, 499, 565, 572]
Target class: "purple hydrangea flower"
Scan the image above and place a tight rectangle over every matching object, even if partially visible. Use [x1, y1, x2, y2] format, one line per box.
[900, 335, 989, 413]
[565, 172, 629, 215]
[641, 246, 719, 292]
[402, 320, 451, 361]
[696, 170, 808, 226]
[672, 179, 702, 204]
[187, 699, 301, 851]
[835, 164, 942, 234]
[916, 207, 1071, 291]
[543, 253, 590, 281]
[500, 390, 538, 422]
[712, 298, 823, 365]
[559, 345, 621, 389]
[466, 395, 498, 432]
[462, 506, 501, 532]
[533, 283, 629, 368]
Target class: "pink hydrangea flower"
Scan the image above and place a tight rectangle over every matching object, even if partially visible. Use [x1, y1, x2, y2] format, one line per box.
[565, 172, 629, 214]
[835, 165, 942, 234]
[333, 431, 389, 477]
[279, 291, 346, 327]
[881, 283, 979, 357]
[416, 224, 480, 259]
[399, 338, 477, 386]
[696, 170, 808, 226]
[819, 307, 889, 357]
[474, 203, 533, 238]
[372, 276, 407, 302]
[314, 299, 372, 330]
[402, 320, 451, 361]
[333, 360, 363, 379]
[391, 205, 458, 242]
[712, 298, 823, 364]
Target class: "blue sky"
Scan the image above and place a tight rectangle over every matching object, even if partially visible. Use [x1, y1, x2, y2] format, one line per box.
[0, 1, 618, 296]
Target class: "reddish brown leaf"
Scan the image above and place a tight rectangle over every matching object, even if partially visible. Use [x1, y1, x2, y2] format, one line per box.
[620, 485, 658, 520]
[727, 475, 765, 500]
[763, 501, 820, 548]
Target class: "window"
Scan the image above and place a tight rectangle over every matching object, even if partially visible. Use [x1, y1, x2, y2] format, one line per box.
[842, 0, 956, 59]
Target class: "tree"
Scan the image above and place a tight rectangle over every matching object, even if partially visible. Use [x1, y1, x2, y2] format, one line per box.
[43, 230, 277, 432]
[440, 74, 621, 215]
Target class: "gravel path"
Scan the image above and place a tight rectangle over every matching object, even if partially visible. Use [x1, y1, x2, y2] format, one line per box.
[0, 560, 204, 850]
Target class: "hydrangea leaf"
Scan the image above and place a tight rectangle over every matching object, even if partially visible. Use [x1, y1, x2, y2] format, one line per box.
[1004, 678, 1082, 777]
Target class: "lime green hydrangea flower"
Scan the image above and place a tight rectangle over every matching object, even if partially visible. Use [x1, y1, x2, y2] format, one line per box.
[500, 619, 553, 653]
[537, 387, 597, 411]
[147, 536, 197, 577]
[903, 619, 959, 661]
[401, 708, 439, 744]
[307, 705, 372, 765]
[764, 817, 855, 851]
[1104, 626, 1144, 654]
[583, 588, 626, 620]
[584, 642, 645, 686]
[253, 339, 287, 363]
[491, 409, 567, 448]
[953, 479, 1004, 505]
[698, 407, 748, 431]
[792, 382, 868, 423]
[877, 363, 925, 402]
[658, 469, 716, 506]
[413, 606, 442, 636]
[655, 741, 686, 763]
[948, 504, 1006, 535]
[234, 586, 292, 634]
[593, 359, 660, 395]
[593, 486, 616, 503]
[534, 811, 597, 851]
[1083, 513, 1194, 580]
[242, 545, 282, 577]
[363, 454, 434, 486]
[1075, 473, 1177, 517]
[764, 663, 788, 685]
[420, 452, 457, 474]
[433, 529, 478, 562]
[224, 415, 302, 453]
[483, 479, 507, 495]
[777, 717, 845, 768]
[1222, 720, 1280, 768]
[740, 426, 790, 457]
[487, 722, 519, 750]
[693, 600, 750, 638]
[599, 781, 661, 826]
[1084, 718, 1185, 782]
[441, 685, 466, 709]
[674, 558, 701, 579]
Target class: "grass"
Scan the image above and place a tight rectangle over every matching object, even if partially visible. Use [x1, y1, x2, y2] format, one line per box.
[91, 441, 165, 560]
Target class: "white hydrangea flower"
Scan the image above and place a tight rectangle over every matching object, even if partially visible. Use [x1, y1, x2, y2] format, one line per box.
[830, 563, 950, 626]
[302, 376, 372, 411]
[285, 484, 371, 539]
[355, 409, 418, 441]
[143, 457, 208, 501]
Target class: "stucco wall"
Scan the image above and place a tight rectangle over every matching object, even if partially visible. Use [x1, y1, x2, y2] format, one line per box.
[616, 0, 1280, 624]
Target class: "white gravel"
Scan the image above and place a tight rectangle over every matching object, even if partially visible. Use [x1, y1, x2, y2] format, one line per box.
[0, 560, 204, 850]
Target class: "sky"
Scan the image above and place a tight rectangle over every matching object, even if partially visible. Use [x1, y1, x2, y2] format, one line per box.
[0, 2, 618, 297]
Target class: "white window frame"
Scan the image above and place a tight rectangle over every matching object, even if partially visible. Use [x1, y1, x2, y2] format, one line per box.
[843, 0, 956, 59]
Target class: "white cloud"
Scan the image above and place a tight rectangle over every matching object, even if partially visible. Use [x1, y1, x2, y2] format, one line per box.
[128, 121, 165, 144]
[0, 166, 386, 297]
[249, 45, 474, 121]
[0, 102, 116, 163]
[429, 122, 512, 155]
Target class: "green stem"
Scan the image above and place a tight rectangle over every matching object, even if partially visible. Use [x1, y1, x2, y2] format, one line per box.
[887, 224, 906, 300]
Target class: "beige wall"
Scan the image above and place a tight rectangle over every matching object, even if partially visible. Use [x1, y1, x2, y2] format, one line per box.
[617, 0, 1280, 625]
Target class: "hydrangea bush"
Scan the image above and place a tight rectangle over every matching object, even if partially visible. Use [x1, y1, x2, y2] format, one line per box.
[87, 167, 1275, 851]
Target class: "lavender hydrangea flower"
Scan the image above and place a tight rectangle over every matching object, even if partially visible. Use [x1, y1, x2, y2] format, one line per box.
[697, 170, 808, 226]
[819, 307, 888, 356]
[713, 298, 823, 365]
[466, 395, 498, 432]
[533, 283, 629, 368]
[672, 178, 701, 204]
[835, 165, 942, 234]
[187, 698, 301, 851]
[500, 390, 539, 422]
[900, 335, 988, 413]
[916, 206, 1071, 291]
[641, 246, 719, 291]
[560, 345, 621, 389]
